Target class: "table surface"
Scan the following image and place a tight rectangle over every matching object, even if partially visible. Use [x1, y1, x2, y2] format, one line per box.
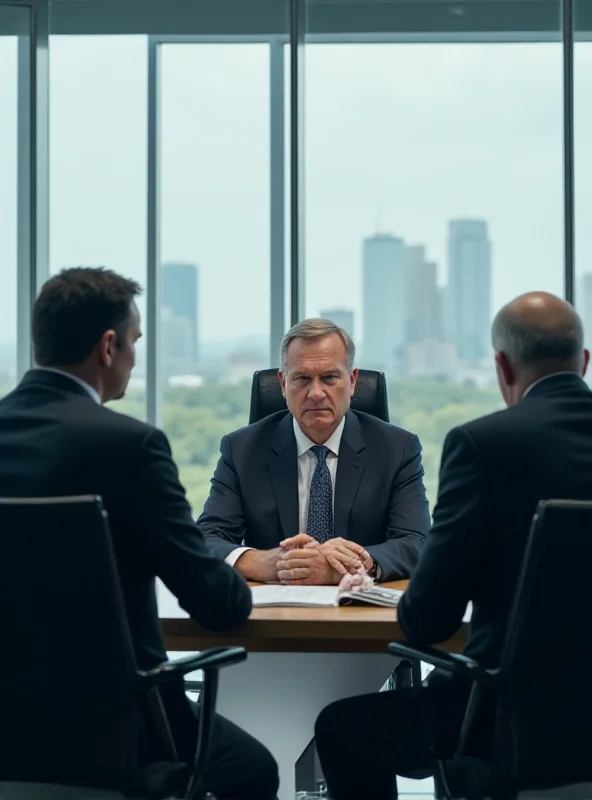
[161, 580, 469, 654]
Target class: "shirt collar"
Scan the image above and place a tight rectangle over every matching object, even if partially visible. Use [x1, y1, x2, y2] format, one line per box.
[293, 415, 346, 458]
[522, 371, 582, 399]
[35, 367, 102, 405]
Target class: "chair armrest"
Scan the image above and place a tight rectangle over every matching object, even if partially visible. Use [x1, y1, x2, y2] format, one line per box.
[387, 642, 497, 686]
[138, 646, 247, 689]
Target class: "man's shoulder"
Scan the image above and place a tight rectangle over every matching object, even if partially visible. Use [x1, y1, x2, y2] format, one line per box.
[453, 402, 535, 449]
[56, 396, 160, 448]
[225, 409, 289, 446]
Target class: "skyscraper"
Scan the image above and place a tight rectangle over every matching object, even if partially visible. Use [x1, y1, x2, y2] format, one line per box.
[446, 219, 491, 362]
[320, 308, 354, 339]
[362, 234, 406, 373]
[162, 262, 199, 366]
[404, 245, 440, 343]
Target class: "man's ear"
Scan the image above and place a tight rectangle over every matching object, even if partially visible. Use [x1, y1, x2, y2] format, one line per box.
[495, 351, 515, 385]
[278, 369, 287, 399]
[583, 349, 590, 377]
[349, 367, 358, 396]
[98, 329, 117, 368]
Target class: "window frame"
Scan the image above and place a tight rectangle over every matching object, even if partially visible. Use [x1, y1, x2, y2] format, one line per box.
[9, 0, 581, 425]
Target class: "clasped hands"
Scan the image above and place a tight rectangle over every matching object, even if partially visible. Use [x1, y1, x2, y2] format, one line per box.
[276, 533, 373, 585]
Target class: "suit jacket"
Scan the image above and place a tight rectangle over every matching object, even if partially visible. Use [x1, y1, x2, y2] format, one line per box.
[399, 373, 592, 672]
[198, 409, 430, 581]
[0, 369, 252, 763]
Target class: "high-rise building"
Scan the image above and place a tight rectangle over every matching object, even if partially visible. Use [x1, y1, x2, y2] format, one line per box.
[162, 262, 199, 365]
[320, 308, 354, 339]
[362, 234, 406, 373]
[446, 219, 491, 362]
[404, 245, 440, 343]
[161, 306, 194, 377]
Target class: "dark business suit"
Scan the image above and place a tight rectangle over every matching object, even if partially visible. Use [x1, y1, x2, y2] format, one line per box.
[315, 373, 592, 800]
[199, 409, 430, 581]
[0, 369, 278, 800]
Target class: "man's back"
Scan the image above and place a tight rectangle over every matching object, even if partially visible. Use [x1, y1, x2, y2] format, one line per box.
[0, 370, 251, 668]
[399, 373, 592, 667]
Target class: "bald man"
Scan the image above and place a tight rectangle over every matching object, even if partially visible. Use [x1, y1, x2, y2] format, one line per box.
[315, 292, 592, 800]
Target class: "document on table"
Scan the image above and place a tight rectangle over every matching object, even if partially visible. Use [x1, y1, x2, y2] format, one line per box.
[251, 584, 403, 608]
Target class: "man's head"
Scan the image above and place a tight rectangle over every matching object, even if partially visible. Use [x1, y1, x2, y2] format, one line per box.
[491, 291, 589, 406]
[279, 318, 357, 444]
[32, 267, 142, 403]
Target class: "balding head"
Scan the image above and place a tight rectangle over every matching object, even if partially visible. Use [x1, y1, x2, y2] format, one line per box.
[491, 292, 588, 405]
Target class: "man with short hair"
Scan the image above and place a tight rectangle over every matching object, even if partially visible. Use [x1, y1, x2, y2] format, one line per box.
[199, 318, 430, 584]
[315, 292, 592, 800]
[0, 267, 279, 800]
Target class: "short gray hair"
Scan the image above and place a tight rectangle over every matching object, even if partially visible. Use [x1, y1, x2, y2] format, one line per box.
[492, 304, 584, 368]
[280, 318, 356, 372]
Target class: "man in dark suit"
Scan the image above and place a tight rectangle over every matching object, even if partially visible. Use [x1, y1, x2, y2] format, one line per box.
[315, 291, 592, 800]
[0, 268, 278, 800]
[198, 319, 430, 584]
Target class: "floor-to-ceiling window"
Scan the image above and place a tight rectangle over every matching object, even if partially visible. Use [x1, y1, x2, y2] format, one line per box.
[49, 34, 148, 418]
[0, 6, 25, 398]
[5, 0, 574, 585]
[575, 0, 592, 349]
[158, 42, 272, 515]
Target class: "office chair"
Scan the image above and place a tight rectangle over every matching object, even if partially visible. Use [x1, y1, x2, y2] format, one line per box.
[249, 367, 389, 424]
[0, 496, 247, 800]
[388, 500, 592, 799]
[249, 367, 419, 691]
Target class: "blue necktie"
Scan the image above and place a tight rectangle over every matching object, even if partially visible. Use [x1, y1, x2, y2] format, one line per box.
[307, 445, 334, 544]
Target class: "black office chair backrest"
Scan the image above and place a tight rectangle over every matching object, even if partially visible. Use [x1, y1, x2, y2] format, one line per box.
[0, 496, 140, 789]
[495, 499, 592, 790]
[249, 368, 389, 424]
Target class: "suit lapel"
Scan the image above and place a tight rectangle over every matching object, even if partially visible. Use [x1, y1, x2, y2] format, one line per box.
[334, 412, 366, 539]
[268, 413, 300, 539]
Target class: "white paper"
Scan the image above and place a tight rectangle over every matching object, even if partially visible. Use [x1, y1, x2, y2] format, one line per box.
[251, 585, 340, 607]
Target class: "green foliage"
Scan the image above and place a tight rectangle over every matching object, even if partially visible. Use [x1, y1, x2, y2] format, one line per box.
[2, 377, 503, 518]
[117, 378, 502, 515]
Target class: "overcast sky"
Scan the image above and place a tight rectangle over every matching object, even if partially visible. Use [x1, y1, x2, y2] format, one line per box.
[1, 36, 592, 355]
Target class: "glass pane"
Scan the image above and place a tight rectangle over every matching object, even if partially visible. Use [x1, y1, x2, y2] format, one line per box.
[0, 7, 26, 397]
[49, 35, 147, 419]
[304, 32, 562, 510]
[159, 43, 270, 522]
[575, 1, 592, 370]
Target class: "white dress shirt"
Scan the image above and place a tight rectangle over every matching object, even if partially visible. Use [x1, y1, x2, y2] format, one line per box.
[35, 367, 101, 405]
[226, 416, 346, 567]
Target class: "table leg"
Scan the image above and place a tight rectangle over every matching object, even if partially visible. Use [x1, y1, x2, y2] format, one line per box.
[215, 652, 393, 800]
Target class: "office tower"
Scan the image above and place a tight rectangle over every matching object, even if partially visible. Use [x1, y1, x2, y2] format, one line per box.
[446, 219, 491, 362]
[404, 245, 440, 343]
[362, 234, 407, 373]
[405, 339, 458, 380]
[161, 306, 194, 377]
[162, 262, 199, 365]
[320, 308, 354, 339]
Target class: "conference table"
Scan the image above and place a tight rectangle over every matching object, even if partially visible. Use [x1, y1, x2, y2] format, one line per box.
[161, 580, 469, 800]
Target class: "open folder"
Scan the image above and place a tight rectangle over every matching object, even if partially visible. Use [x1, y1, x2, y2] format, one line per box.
[251, 584, 403, 608]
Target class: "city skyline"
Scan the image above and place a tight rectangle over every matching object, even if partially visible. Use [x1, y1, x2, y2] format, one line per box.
[3, 38, 592, 362]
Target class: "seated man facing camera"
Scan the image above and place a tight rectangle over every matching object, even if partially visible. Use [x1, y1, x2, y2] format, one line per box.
[198, 319, 430, 584]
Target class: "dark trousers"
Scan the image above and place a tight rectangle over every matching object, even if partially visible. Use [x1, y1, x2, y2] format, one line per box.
[315, 682, 471, 800]
[199, 709, 279, 800]
[148, 690, 279, 800]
